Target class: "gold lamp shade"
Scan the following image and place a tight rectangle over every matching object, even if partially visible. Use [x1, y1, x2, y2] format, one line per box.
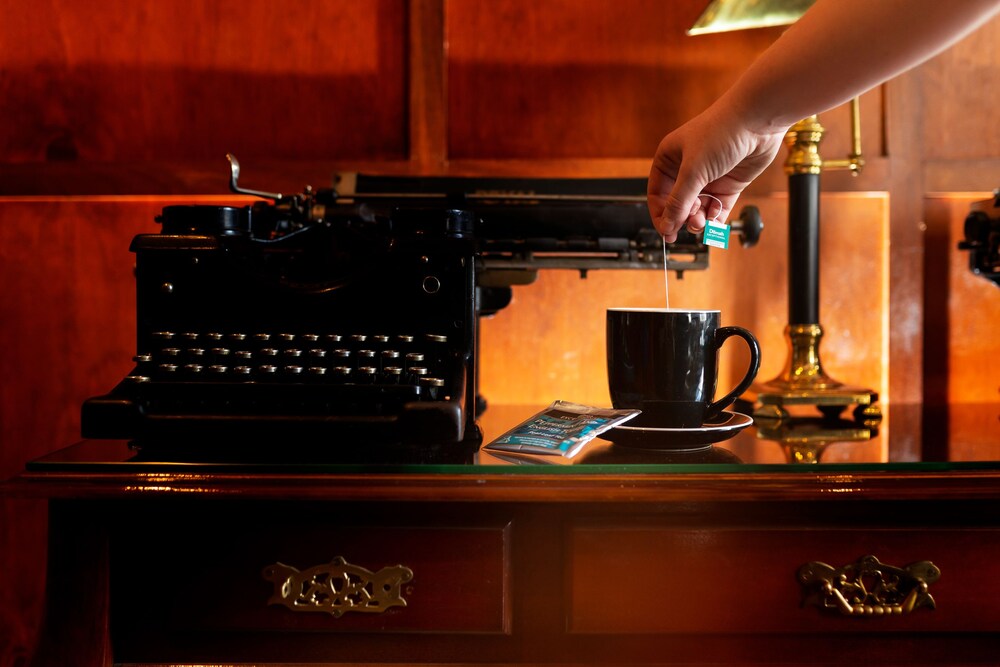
[688, 0, 816, 35]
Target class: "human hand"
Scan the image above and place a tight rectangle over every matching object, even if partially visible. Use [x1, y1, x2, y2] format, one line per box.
[647, 106, 786, 242]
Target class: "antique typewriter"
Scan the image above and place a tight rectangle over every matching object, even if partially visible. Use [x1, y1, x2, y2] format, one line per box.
[82, 155, 762, 454]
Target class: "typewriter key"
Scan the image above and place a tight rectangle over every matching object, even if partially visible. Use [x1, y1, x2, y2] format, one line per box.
[161, 347, 182, 358]
[158, 364, 179, 374]
[205, 332, 224, 341]
[308, 349, 327, 360]
[252, 333, 271, 343]
[284, 349, 303, 359]
[259, 364, 278, 375]
[277, 333, 296, 343]
[228, 333, 248, 343]
[151, 331, 175, 341]
[301, 333, 320, 343]
[259, 348, 279, 358]
[307, 366, 327, 377]
[284, 365, 304, 376]
[331, 349, 352, 360]
[183, 364, 204, 374]
[179, 332, 199, 342]
[325, 334, 344, 344]
[419, 376, 446, 400]
[233, 366, 253, 376]
[425, 334, 448, 343]
[405, 352, 425, 371]
[357, 366, 377, 383]
[384, 366, 403, 383]
[133, 354, 153, 364]
[234, 350, 253, 361]
[331, 366, 352, 379]
[208, 365, 228, 375]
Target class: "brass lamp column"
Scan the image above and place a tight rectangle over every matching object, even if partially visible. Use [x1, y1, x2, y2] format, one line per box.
[752, 111, 881, 422]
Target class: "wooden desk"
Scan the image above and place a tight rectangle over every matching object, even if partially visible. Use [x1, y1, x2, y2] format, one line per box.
[11, 404, 1000, 667]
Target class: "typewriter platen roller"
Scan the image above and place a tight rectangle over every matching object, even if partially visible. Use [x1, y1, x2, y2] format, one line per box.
[81, 155, 762, 452]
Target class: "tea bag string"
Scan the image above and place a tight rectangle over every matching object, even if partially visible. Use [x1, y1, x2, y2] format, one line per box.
[699, 193, 723, 224]
[662, 234, 670, 308]
[661, 193, 724, 309]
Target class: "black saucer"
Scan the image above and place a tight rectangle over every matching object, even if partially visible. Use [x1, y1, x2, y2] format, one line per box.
[603, 411, 753, 450]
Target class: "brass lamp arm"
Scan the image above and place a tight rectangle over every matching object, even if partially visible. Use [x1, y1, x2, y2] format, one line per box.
[820, 96, 865, 175]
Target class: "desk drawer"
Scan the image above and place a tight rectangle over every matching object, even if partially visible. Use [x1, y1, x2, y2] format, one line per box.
[112, 506, 511, 637]
[567, 526, 1000, 634]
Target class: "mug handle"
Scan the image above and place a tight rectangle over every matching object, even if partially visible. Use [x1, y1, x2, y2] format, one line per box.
[706, 326, 761, 420]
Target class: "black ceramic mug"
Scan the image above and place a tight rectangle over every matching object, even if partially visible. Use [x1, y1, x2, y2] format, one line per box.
[607, 308, 761, 428]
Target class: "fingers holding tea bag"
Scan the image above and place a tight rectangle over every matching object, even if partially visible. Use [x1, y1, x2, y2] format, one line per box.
[647, 105, 779, 242]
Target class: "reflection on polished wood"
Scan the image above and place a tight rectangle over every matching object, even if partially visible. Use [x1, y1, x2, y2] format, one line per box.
[755, 415, 879, 464]
[478, 403, 999, 466]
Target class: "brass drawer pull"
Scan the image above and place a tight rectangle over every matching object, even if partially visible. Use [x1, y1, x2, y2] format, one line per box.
[263, 556, 414, 617]
[798, 554, 940, 616]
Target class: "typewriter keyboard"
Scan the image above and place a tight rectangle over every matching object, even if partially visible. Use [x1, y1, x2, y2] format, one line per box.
[132, 330, 455, 400]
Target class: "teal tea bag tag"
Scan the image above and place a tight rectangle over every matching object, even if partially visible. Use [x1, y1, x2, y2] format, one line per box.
[703, 218, 731, 249]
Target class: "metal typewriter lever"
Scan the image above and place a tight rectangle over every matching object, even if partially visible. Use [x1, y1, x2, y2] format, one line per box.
[731, 205, 764, 248]
[226, 153, 283, 200]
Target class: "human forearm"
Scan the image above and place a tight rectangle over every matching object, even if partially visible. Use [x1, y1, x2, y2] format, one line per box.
[719, 0, 1000, 133]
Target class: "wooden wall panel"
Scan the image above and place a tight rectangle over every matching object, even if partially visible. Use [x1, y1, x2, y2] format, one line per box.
[445, 0, 778, 159]
[921, 18, 1000, 164]
[923, 194, 1000, 404]
[479, 192, 890, 410]
[913, 12, 1000, 193]
[444, 0, 882, 162]
[0, 0, 408, 163]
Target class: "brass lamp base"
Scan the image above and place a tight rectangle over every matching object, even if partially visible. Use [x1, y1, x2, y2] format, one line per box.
[749, 323, 882, 424]
[756, 417, 879, 464]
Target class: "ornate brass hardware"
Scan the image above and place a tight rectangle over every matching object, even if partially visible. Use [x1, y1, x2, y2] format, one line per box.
[798, 555, 939, 616]
[262, 556, 414, 617]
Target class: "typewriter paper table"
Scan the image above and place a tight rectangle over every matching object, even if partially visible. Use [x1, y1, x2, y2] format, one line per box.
[13, 406, 1000, 667]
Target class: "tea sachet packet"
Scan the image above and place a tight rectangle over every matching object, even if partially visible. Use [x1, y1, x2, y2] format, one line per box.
[485, 400, 640, 458]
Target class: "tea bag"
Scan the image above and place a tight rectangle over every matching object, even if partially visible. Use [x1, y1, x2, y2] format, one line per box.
[700, 194, 731, 250]
[485, 400, 640, 458]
